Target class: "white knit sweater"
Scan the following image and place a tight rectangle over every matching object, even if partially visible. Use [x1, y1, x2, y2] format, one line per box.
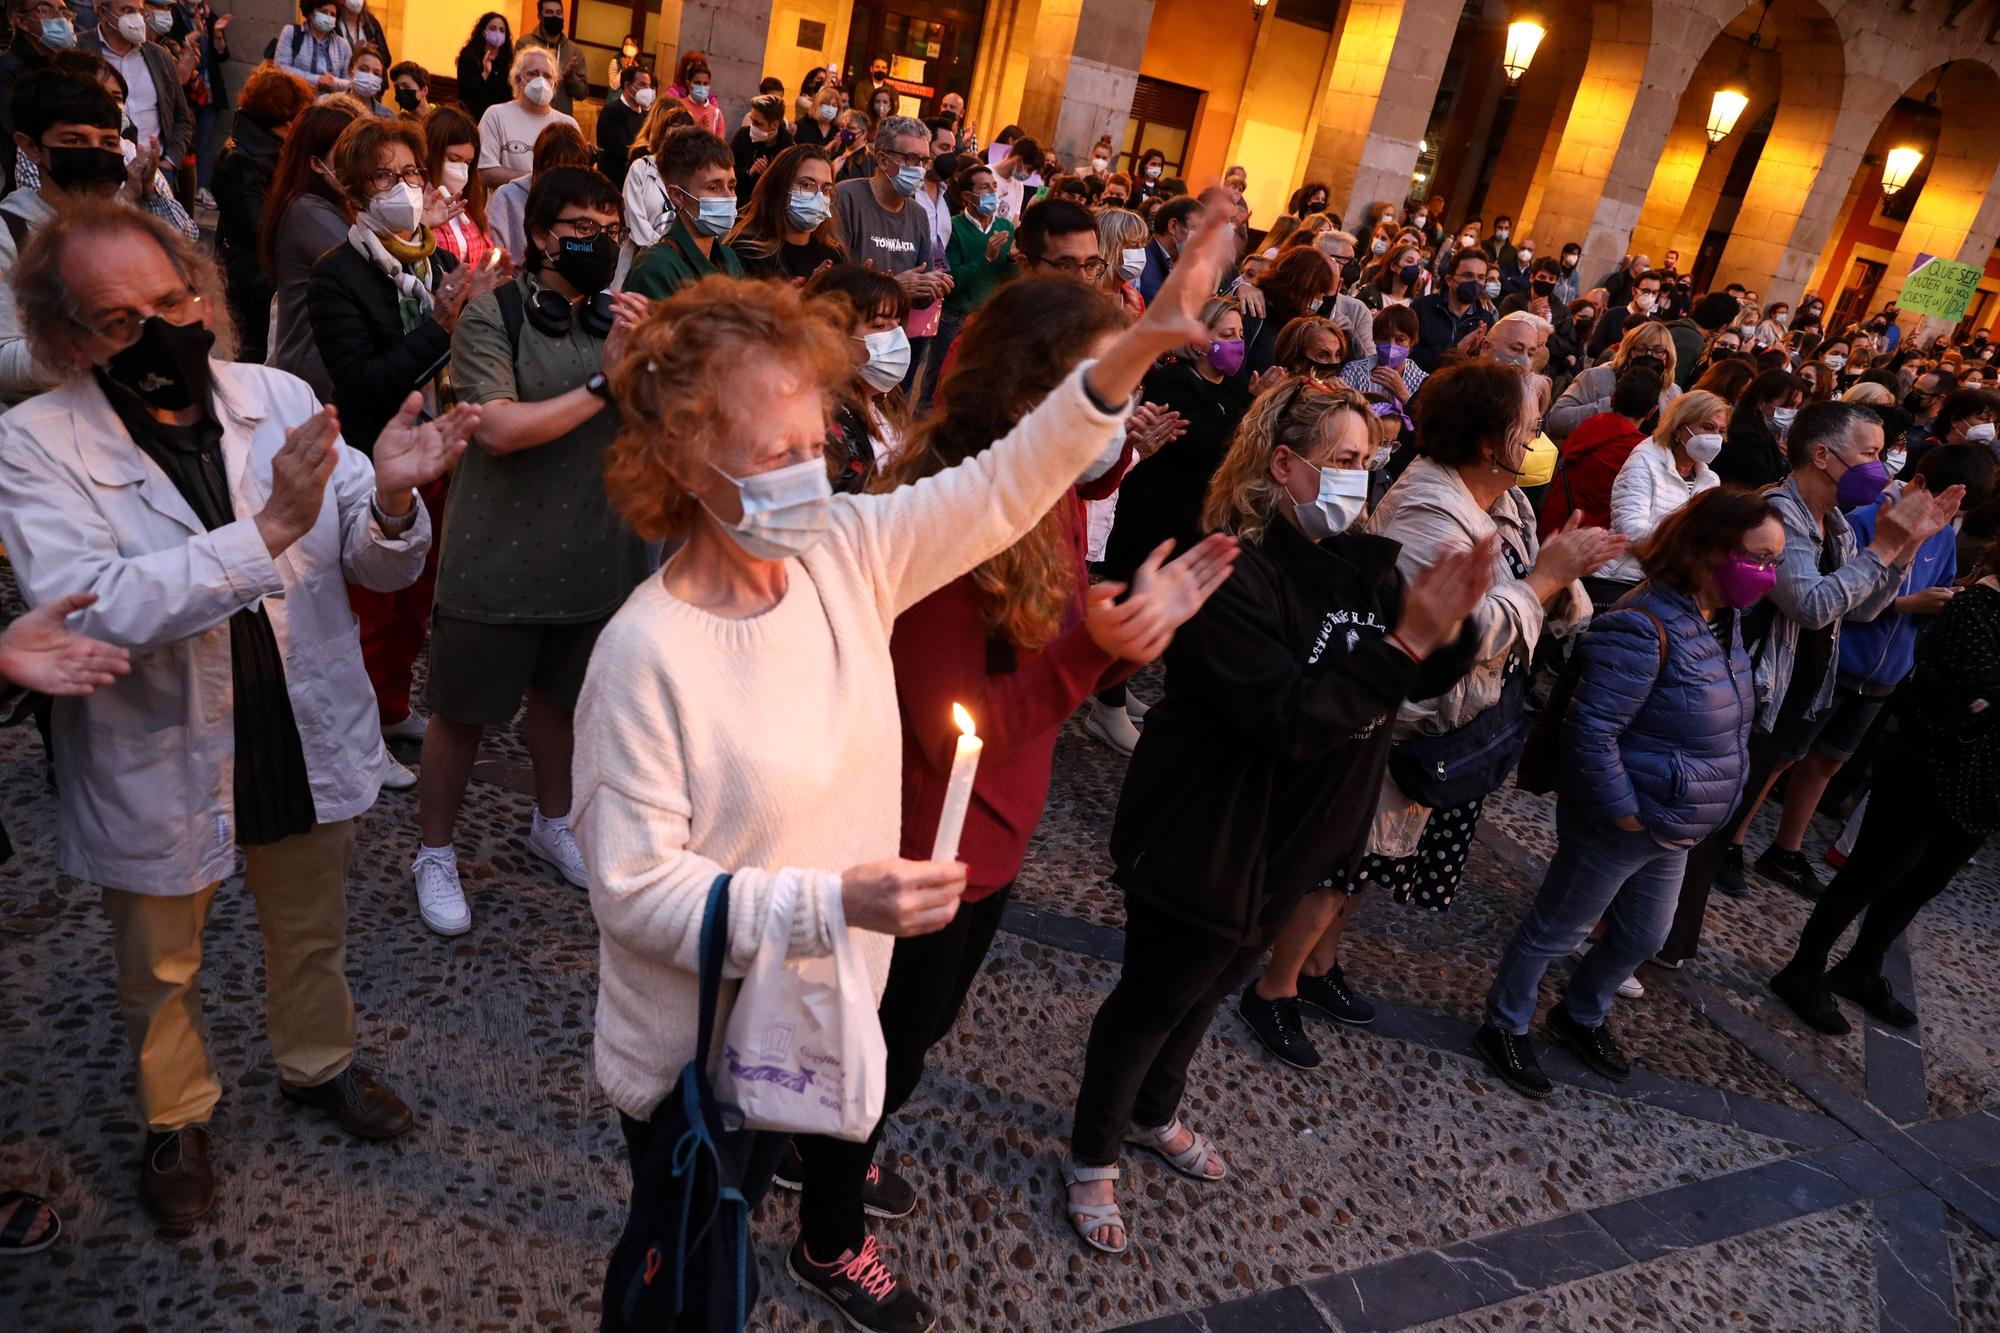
[573, 364, 1127, 1119]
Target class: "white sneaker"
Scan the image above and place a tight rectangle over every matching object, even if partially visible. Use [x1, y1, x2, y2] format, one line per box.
[1617, 974, 1645, 999]
[412, 850, 471, 935]
[528, 813, 589, 888]
[382, 711, 429, 740]
[1082, 699, 1141, 755]
[1125, 695, 1150, 725]
[380, 753, 418, 790]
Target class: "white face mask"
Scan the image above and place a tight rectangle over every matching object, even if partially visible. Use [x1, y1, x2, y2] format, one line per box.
[114, 10, 147, 41]
[1635, 293, 1657, 314]
[1092, 156, 1110, 171]
[1965, 420, 1996, 443]
[704, 457, 834, 560]
[352, 71, 383, 98]
[856, 326, 911, 391]
[439, 160, 470, 195]
[634, 86, 656, 108]
[1682, 430, 1724, 465]
[146, 7, 171, 33]
[1292, 457, 1371, 540]
[1119, 247, 1146, 283]
[1822, 354, 1846, 371]
[365, 181, 424, 234]
[1772, 405, 1798, 430]
[523, 75, 554, 106]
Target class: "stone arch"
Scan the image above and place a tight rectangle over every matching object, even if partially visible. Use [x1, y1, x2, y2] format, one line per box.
[1514, 0, 1658, 252]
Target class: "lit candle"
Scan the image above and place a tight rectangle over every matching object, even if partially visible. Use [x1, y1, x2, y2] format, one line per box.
[930, 703, 983, 863]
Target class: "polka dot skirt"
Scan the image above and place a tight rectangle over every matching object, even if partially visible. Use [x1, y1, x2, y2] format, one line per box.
[1343, 796, 1486, 911]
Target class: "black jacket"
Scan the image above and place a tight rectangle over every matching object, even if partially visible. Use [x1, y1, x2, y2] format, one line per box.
[1410, 290, 1496, 372]
[1102, 360, 1251, 582]
[213, 117, 285, 362]
[1110, 519, 1477, 943]
[1715, 408, 1788, 489]
[454, 46, 513, 123]
[731, 124, 795, 203]
[305, 242, 458, 454]
[598, 96, 644, 187]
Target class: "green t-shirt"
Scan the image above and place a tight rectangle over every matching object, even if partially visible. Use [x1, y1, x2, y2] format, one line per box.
[437, 275, 651, 624]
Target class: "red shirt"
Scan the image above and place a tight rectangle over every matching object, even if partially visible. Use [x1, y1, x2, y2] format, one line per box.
[1541, 410, 1643, 539]
[893, 495, 1134, 898]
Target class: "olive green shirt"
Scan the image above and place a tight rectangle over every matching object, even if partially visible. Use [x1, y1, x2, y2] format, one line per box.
[439, 274, 651, 624]
[624, 216, 744, 299]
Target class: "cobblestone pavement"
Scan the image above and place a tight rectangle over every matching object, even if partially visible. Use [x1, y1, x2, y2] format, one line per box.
[3, 667, 1998, 1332]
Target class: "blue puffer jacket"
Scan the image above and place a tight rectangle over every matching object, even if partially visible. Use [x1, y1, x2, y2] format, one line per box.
[1559, 583, 1753, 841]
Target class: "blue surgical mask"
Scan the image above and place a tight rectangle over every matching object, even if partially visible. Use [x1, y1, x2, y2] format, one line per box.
[40, 14, 75, 45]
[674, 187, 736, 237]
[891, 162, 925, 197]
[974, 191, 998, 216]
[787, 189, 831, 230]
[689, 84, 710, 104]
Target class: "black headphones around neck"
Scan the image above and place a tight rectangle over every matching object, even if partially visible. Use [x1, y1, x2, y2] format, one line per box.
[522, 278, 617, 340]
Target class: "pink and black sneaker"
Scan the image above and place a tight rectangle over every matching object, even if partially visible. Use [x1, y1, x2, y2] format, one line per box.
[788, 1234, 935, 1333]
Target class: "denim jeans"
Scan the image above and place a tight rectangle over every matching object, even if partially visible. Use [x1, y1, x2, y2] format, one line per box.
[1486, 807, 1689, 1034]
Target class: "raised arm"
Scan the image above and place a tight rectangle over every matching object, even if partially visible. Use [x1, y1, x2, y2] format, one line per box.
[843, 207, 1240, 616]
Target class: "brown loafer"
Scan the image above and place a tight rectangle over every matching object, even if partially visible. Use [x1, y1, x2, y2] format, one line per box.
[279, 1065, 414, 1140]
[140, 1126, 214, 1225]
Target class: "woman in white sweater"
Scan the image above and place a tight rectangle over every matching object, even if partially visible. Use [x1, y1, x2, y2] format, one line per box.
[572, 215, 1237, 1325]
[1597, 391, 1728, 591]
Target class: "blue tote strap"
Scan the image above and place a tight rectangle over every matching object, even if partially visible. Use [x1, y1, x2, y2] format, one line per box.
[693, 874, 731, 1075]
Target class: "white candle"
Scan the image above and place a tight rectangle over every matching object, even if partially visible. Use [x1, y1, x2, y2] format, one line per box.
[930, 703, 983, 863]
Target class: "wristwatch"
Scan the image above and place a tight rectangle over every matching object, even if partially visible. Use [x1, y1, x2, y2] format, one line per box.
[585, 370, 612, 401]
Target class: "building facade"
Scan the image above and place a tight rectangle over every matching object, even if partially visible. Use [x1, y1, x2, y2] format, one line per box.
[220, 0, 2000, 334]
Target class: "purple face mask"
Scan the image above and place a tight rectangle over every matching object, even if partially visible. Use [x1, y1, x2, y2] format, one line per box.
[1832, 456, 1891, 510]
[1207, 338, 1246, 375]
[1377, 342, 1409, 370]
[1711, 552, 1777, 610]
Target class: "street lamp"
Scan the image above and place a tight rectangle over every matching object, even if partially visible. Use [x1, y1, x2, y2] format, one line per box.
[1250, 0, 1270, 18]
[1707, 86, 1749, 144]
[1882, 146, 1924, 196]
[1502, 19, 1545, 83]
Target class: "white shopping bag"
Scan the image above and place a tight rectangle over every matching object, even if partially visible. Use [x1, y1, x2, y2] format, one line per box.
[718, 872, 886, 1142]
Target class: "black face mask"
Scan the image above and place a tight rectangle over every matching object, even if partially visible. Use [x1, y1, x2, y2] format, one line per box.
[1339, 257, 1361, 287]
[1454, 279, 1480, 305]
[548, 232, 617, 296]
[1397, 263, 1421, 287]
[45, 144, 126, 193]
[1902, 391, 1931, 416]
[394, 85, 420, 111]
[1530, 278, 1556, 296]
[539, 15, 562, 37]
[103, 315, 215, 411]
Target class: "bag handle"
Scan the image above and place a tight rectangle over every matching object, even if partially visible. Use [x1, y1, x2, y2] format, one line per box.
[693, 874, 732, 1076]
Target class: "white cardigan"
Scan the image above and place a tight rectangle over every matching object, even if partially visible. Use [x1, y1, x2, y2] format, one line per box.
[572, 365, 1126, 1119]
[1600, 438, 1719, 583]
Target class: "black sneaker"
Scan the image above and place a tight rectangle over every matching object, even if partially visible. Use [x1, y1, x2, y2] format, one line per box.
[1474, 1023, 1553, 1099]
[1297, 966, 1377, 1026]
[771, 1147, 918, 1220]
[1753, 845, 1826, 900]
[1769, 968, 1851, 1035]
[1546, 1005, 1632, 1082]
[788, 1235, 935, 1333]
[1238, 988, 1322, 1069]
[1825, 967, 1918, 1029]
[1714, 844, 1749, 899]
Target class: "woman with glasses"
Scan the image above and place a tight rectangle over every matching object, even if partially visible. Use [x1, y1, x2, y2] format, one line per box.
[1477, 488, 1778, 1097]
[1546, 321, 1681, 442]
[726, 143, 844, 282]
[306, 117, 509, 771]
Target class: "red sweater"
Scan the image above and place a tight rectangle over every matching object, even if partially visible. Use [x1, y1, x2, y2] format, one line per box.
[893, 495, 1133, 898]
[1540, 410, 1644, 539]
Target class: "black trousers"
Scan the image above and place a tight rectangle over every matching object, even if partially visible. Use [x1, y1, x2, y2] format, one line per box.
[793, 887, 1011, 1255]
[1660, 725, 1787, 964]
[1785, 760, 1987, 979]
[1069, 900, 1273, 1167]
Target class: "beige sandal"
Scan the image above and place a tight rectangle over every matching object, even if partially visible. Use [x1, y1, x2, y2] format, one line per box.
[1125, 1118, 1227, 1181]
[1062, 1160, 1128, 1255]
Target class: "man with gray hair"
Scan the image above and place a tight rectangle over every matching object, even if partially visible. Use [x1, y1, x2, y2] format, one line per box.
[833, 113, 952, 387]
[0, 196, 478, 1225]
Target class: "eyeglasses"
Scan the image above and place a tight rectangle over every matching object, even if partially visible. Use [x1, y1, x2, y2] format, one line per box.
[1031, 255, 1109, 279]
[73, 285, 202, 347]
[1736, 551, 1781, 572]
[24, 1, 74, 19]
[366, 164, 431, 193]
[881, 149, 934, 171]
[553, 216, 624, 243]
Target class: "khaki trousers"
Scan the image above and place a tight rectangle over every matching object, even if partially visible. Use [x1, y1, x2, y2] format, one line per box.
[100, 819, 359, 1131]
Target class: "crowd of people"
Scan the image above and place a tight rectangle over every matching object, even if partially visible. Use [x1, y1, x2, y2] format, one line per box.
[0, 9, 1994, 1332]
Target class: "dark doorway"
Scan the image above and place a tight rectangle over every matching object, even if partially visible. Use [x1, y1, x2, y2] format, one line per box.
[842, 1, 989, 118]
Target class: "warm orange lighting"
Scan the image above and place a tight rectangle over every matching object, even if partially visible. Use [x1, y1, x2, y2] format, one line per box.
[952, 702, 976, 737]
[1502, 20, 1545, 82]
[1882, 146, 1924, 196]
[1707, 86, 1749, 144]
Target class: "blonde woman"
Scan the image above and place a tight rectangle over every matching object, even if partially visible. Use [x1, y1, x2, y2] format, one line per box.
[1547, 321, 1682, 440]
[1067, 377, 1492, 1248]
[1596, 389, 1729, 596]
[1097, 206, 1150, 315]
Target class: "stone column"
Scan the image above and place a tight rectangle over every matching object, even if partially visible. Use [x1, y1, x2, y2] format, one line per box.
[1625, 39, 1778, 263]
[1049, 0, 1156, 166]
[660, 0, 773, 114]
[1478, 3, 1591, 233]
[1290, 0, 1466, 228]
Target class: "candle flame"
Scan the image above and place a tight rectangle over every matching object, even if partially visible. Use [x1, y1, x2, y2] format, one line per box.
[952, 703, 976, 737]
